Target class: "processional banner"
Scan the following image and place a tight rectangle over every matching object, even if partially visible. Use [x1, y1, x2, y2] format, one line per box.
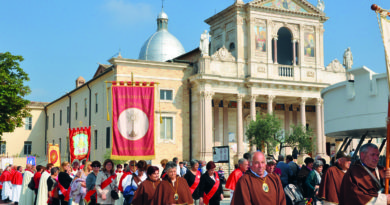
[48, 143, 61, 167]
[69, 126, 91, 163]
[26, 156, 36, 166]
[111, 81, 155, 160]
[380, 14, 390, 80]
[1, 158, 13, 169]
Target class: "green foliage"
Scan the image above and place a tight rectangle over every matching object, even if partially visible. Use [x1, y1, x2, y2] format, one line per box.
[245, 113, 283, 154]
[284, 124, 315, 154]
[104, 149, 127, 165]
[0, 52, 31, 137]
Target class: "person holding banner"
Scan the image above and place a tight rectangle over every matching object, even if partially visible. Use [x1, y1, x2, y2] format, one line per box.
[58, 162, 73, 205]
[95, 159, 118, 205]
[36, 163, 52, 205]
[11, 166, 23, 204]
[19, 164, 35, 205]
[198, 161, 223, 205]
[131, 166, 160, 205]
[122, 160, 148, 205]
[153, 161, 193, 205]
[85, 161, 101, 205]
[184, 159, 201, 203]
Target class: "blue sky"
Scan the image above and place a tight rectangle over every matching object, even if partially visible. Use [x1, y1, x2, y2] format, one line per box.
[1, 0, 389, 102]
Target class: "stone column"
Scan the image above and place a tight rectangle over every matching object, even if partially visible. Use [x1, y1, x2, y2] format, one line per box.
[214, 99, 221, 146]
[267, 95, 275, 114]
[199, 91, 214, 160]
[292, 104, 298, 125]
[292, 39, 297, 66]
[273, 36, 278, 64]
[300, 97, 307, 128]
[250, 95, 258, 152]
[315, 98, 323, 155]
[223, 99, 229, 146]
[237, 94, 245, 157]
[284, 104, 290, 132]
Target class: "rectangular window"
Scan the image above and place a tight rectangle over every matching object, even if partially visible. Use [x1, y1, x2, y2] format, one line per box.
[95, 93, 98, 113]
[106, 127, 110, 148]
[84, 99, 87, 117]
[53, 113, 55, 128]
[94, 130, 98, 150]
[160, 117, 173, 140]
[0, 141, 6, 155]
[60, 110, 62, 126]
[24, 141, 32, 155]
[75, 103, 78, 120]
[160, 90, 173, 101]
[67, 106, 70, 123]
[25, 117, 32, 130]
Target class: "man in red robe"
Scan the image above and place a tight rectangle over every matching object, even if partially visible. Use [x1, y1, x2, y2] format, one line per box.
[225, 158, 248, 201]
[339, 143, 390, 204]
[318, 151, 351, 204]
[232, 152, 286, 204]
[11, 166, 23, 204]
[1, 166, 13, 202]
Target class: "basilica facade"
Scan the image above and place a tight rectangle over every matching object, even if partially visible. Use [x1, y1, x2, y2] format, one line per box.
[3, 0, 348, 166]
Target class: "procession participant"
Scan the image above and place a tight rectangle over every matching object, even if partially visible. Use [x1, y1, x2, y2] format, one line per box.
[122, 160, 147, 205]
[95, 159, 118, 205]
[160, 159, 168, 178]
[225, 158, 248, 201]
[129, 160, 137, 174]
[19, 164, 35, 205]
[297, 157, 314, 197]
[199, 161, 223, 205]
[1, 166, 13, 202]
[131, 166, 160, 205]
[70, 167, 88, 205]
[11, 166, 23, 204]
[183, 159, 201, 203]
[339, 143, 390, 204]
[118, 166, 130, 194]
[153, 161, 193, 205]
[47, 167, 60, 205]
[58, 161, 73, 205]
[305, 160, 323, 203]
[71, 161, 80, 178]
[231, 152, 286, 205]
[265, 157, 277, 175]
[114, 164, 124, 205]
[36, 163, 53, 205]
[85, 161, 101, 205]
[317, 151, 351, 205]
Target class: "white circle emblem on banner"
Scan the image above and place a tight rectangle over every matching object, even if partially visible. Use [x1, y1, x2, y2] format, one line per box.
[117, 108, 149, 141]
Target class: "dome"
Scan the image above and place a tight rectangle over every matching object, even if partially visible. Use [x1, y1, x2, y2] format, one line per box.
[138, 9, 185, 62]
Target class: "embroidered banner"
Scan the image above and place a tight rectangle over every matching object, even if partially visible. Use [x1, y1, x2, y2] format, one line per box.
[111, 82, 155, 160]
[48, 143, 61, 167]
[26, 156, 36, 166]
[69, 126, 91, 163]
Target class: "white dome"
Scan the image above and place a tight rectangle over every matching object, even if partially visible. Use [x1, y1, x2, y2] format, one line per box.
[138, 9, 185, 62]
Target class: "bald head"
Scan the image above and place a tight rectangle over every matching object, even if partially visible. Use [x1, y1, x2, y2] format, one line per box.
[250, 152, 266, 177]
[26, 164, 32, 170]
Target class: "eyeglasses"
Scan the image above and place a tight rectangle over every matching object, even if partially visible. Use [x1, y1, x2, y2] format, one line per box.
[130, 164, 136, 166]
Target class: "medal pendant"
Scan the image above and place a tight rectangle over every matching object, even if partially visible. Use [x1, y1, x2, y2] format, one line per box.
[262, 183, 269, 193]
[174, 193, 179, 200]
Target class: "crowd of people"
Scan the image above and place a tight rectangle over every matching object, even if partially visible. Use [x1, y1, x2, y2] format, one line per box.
[1, 142, 389, 204]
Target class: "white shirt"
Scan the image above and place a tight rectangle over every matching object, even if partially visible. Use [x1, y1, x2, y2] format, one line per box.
[121, 170, 147, 189]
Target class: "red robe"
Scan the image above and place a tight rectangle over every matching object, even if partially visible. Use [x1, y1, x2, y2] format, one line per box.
[0, 171, 12, 182]
[11, 171, 23, 185]
[225, 169, 243, 191]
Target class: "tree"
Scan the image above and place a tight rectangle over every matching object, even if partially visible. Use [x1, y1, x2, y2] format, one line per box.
[282, 124, 315, 155]
[245, 113, 283, 154]
[0, 52, 31, 137]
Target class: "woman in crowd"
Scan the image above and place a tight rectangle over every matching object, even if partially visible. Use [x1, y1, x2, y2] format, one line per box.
[199, 161, 223, 205]
[160, 159, 168, 178]
[85, 161, 101, 205]
[70, 162, 90, 205]
[122, 160, 148, 205]
[153, 161, 193, 205]
[47, 167, 60, 205]
[305, 160, 323, 204]
[58, 162, 73, 205]
[297, 157, 314, 197]
[183, 159, 201, 203]
[131, 166, 160, 205]
[266, 156, 277, 175]
[95, 159, 118, 205]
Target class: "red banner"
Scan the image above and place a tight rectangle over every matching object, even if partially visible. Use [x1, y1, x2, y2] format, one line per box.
[69, 127, 91, 163]
[111, 83, 155, 160]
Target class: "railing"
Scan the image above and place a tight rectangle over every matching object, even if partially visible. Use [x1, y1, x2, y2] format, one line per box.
[278, 65, 294, 77]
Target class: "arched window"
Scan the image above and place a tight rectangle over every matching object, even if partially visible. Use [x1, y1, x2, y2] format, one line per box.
[274, 27, 293, 65]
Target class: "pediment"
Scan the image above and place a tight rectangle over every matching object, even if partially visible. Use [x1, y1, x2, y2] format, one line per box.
[249, 0, 324, 16]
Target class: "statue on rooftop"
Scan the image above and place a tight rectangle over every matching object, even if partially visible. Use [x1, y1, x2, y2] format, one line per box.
[317, 0, 325, 12]
[200, 30, 211, 56]
[343, 47, 353, 70]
